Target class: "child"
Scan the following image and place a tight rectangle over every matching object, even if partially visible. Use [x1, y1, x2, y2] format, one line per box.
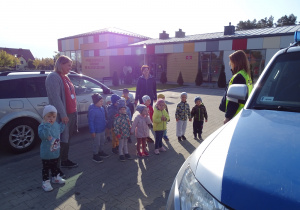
[142, 95, 155, 143]
[122, 88, 134, 119]
[38, 105, 65, 192]
[175, 92, 192, 141]
[157, 93, 169, 141]
[114, 99, 133, 161]
[191, 96, 208, 140]
[88, 93, 110, 163]
[153, 99, 169, 154]
[105, 96, 112, 142]
[131, 104, 152, 157]
[107, 94, 122, 154]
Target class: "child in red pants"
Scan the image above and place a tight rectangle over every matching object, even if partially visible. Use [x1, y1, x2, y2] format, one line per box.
[131, 104, 152, 157]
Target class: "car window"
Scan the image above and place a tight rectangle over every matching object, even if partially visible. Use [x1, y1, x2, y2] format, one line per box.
[0, 79, 25, 98]
[70, 77, 104, 96]
[252, 51, 300, 108]
[24, 77, 47, 98]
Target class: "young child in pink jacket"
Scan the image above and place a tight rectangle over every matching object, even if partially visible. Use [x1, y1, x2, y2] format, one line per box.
[131, 104, 152, 157]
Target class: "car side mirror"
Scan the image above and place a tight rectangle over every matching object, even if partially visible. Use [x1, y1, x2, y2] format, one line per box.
[227, 84, 247, 103]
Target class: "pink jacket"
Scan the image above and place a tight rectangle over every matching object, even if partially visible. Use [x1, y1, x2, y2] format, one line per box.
[131, 115, 152, 138]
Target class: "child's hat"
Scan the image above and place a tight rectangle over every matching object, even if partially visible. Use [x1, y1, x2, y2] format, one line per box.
[156, 99, 165, 107]
[157, 93, 165, 99]
[194, 96, 202, 103]
[142, 95, 151, 104]
[106, 96, 111, 102]
[181, 92, 187, 98]
[136, 104, 147, 114]
[43, 105, 57, 118]
[117, 99, 126, 110]
[123, 88, 129, 93]
[92, 93, 102, 104]
[111, 94, 121, 104]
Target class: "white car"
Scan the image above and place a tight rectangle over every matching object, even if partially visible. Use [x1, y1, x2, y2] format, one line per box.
[0, 71, 134, 153]
[166, 31, 300, 209]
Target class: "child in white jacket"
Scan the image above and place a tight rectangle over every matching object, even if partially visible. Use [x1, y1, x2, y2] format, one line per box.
[131, 104, 152, 157]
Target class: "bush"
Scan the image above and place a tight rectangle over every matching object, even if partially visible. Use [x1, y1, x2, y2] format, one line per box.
[112, 71, 119, 86]
[195, 68, 203, 86]
[177, 71, 184, 86]
[160, 71, 167, 84]
[218, 65, 226, 88]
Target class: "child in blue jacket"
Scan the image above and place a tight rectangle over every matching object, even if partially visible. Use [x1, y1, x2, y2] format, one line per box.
[38, 105, 65, 192]
[88, 93, 110, 163]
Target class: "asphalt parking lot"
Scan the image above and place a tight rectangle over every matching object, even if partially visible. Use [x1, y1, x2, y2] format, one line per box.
[0, 86, 225, 210]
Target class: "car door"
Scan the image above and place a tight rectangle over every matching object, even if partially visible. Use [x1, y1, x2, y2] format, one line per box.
[25, 76, 48, 119]
[69, 75, 111, 128]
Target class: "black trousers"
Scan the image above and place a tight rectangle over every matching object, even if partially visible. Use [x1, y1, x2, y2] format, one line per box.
[42, 158, 60, 181]
[193, 121, 204, 136]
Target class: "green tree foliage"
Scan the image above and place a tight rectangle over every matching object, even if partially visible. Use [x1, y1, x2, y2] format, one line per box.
[112, 71, 119, 86]
[195, 68, 203, 86]
[160, 71, 167, 84]
[276, 14, 298, 27]
[27, 59, 35, 69]
[236, 14, 297, 31]
[0, 50, 19, 67]
[218, 65, 227, 88]
[32, 58, 54, 70]
[177, 71, 184, 86]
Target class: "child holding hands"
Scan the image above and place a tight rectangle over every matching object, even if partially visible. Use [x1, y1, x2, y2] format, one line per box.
[175, 92, 192, 141]
[38, 105, 65, 192]
[131, 104, 152, 157]
[153, 99, 170, 155]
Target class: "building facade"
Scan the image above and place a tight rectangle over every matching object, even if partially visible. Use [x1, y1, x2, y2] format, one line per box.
[58, 25, 300, 83]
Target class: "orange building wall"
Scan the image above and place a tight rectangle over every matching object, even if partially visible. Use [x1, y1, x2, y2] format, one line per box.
[167, 52, 199, 83]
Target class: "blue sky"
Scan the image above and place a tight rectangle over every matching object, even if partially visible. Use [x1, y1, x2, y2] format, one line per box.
[1, 0, 299, 58]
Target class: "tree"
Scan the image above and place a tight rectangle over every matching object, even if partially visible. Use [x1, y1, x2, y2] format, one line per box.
[177, 71, 184, 86]
[27, 59, 35, 69]
[218, 65, 227, 88]
[276, 14, 297, 27]
[195, 68, 203, 86]
[112, 71, 119, 86]
[0, 50, 19, 68]
[160, 71, 167, 84]
[236, 19, 257, 30]
[257, 16, 274, 28]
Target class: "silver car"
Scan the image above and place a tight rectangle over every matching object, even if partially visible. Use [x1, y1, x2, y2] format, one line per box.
[0, 71, 134, 153]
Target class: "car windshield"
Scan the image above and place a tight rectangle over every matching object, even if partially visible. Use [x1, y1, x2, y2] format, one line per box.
[250, 51, 300, 112]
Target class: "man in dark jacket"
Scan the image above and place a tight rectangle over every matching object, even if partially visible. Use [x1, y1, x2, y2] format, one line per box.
[135, 65, 157, 106]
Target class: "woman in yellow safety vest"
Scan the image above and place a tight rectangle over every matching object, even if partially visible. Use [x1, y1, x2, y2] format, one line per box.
[223, 50, 253, 124]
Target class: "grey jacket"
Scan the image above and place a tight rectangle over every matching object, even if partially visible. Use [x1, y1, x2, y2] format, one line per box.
[45, 71, 67, 121]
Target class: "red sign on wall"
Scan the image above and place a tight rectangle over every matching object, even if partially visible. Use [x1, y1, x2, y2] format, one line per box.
[186, 56, 192, 60]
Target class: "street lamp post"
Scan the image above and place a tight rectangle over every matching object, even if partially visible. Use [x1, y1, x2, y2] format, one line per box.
[143, 44, 146, 64]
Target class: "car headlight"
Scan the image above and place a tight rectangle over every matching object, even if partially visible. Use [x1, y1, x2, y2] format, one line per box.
[179, 167, 228, 210]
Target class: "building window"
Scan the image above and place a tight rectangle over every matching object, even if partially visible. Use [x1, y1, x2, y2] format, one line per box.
[244, 50, 266, 82]
[199, 51, 224, 82]
[20, 61, 24, 64]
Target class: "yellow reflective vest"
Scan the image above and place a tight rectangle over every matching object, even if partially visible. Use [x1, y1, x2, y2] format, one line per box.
[226, 70, 253, 117]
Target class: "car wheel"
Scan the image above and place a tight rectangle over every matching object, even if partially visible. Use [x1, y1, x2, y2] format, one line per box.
[2, 119, 38, 153]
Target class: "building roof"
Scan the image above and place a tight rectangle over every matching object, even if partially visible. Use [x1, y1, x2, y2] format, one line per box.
[0, 48, 35, 61]
[130, 25, 300, 46]
[58, 27, 150, 40]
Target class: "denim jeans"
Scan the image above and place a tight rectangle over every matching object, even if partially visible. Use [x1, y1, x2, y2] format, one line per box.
[155, 130, 164, 149]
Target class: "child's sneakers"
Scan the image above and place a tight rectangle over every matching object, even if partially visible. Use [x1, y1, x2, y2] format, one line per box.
[194, 135, 198, 140]
[125, 154, 133, 160]
[198, 134, 203, 141]
[92, 154, 103, 163]
[119, 155, 125, 162]
[159, 146, 167, 152]
[178, 136, 182, 141]
[52, 174, 66, 184]
[181, 135, 187, 140]
[142, 151, 150, 157]
[154, 149, 160, 155]
[42, 180, 53, 192]
[112, 147, 118, 155]
[98, 151, 110, 158]
[163, 136, 169, 141]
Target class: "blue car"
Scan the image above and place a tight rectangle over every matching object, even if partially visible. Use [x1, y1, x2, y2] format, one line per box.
[166, 31, 300, 210]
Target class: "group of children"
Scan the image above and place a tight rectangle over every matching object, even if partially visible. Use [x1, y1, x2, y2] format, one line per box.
[38, 89, 208, 191]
